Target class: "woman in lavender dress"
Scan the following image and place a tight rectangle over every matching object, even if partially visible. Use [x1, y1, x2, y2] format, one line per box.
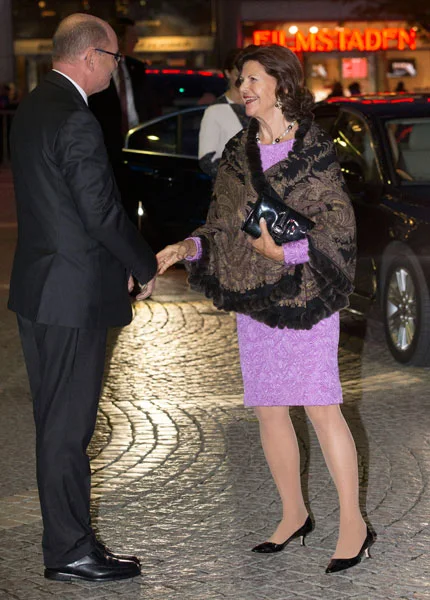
[156, 44, 375, 574]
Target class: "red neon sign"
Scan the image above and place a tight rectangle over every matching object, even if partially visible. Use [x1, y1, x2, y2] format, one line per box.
[252, 28, 417, 52]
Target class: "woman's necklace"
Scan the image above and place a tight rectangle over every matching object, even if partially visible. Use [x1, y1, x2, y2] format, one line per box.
[256, 120, 297, 145]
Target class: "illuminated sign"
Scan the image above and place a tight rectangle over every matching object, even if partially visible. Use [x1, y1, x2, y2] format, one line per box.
[252, 28, 417, 52]
[134, 36, 213, 53]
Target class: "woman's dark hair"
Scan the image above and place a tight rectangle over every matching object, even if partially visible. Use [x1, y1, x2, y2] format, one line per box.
[236, 44, 314, 121]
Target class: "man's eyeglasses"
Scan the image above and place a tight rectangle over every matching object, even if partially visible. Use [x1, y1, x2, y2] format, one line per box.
[94, 48, 122, 64]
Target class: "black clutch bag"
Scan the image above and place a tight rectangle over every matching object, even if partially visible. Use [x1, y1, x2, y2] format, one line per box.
[241, 193, 315, 245]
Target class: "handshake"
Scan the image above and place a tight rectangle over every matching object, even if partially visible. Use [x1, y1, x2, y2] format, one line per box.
[129, 238, 198, 301]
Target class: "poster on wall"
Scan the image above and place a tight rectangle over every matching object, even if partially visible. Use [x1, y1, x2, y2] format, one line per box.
[311, 63, 328, 78]
[342, 58, 368, 79]
[387, 59, 417, 77]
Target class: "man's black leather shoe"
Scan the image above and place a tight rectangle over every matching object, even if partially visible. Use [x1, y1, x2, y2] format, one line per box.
[95, 540, 141, 566]
[44, 546, 141, 582]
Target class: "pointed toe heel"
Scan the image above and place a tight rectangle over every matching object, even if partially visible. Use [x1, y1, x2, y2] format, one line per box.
[252, 515, 313, 554]
[325, 527, 376, 574]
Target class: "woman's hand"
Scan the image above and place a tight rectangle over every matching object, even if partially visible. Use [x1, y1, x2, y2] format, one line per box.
[250, 218, 284, 262]
[156, 239, 197, 275]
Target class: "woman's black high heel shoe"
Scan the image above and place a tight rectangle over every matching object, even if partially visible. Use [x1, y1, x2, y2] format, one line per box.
[325, 527, 376, 573]
[252, 516, 313, 553]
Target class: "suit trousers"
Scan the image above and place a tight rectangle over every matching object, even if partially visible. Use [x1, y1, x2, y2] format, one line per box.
[17, 315, 107, 568]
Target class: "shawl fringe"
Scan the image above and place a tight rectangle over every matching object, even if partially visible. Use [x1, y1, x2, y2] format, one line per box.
[187, 236, 351, 330]
[186, 119, 356, 330]
[188, 235, 303, 313]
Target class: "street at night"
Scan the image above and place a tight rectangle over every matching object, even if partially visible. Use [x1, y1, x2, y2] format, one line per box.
[1, 0, 430, 595]
[0, 167, 429, 599]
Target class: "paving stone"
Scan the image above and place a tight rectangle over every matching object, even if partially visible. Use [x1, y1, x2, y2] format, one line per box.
[0, 211, 429, 599]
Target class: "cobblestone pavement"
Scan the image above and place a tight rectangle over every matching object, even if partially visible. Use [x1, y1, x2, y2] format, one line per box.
[0, 169, 429, 599]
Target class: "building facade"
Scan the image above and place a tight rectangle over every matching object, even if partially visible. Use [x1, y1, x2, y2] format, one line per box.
[237, 1, 430, 98]
[8, 0, 430, 96]
[11, 0, 216, 92]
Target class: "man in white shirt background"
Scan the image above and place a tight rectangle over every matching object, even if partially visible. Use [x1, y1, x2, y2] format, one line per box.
[89, 17, 155, 223]
[198, 48, 249, 178]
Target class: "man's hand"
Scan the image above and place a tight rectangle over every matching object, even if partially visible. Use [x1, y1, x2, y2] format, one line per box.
[135, 277, 156, 301]
[156, 239, 196, 275]
[250, 218, 284, 262]
[128, 274, 135, 293]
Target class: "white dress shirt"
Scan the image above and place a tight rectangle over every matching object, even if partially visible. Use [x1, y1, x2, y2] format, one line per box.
[112, 61, 139, 129]
[198, 96, 243, 162]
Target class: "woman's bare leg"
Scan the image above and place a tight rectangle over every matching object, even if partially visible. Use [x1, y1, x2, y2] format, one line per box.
[254, 406, 308, 543]
[305, 404, 367, 558]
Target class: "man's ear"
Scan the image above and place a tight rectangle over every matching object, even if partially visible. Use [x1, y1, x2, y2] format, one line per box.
[85, 48, 96, 72]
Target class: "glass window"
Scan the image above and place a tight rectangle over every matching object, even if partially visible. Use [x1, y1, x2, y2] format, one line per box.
[147, 74, 226, 111]
[314, 107, 339, 134]
[333, 112, 380, 183]
[127, 109, 204, 156]
[177, 110, 204, 156]
[385, 118, 430, 182]
[127, 116, 177, 154]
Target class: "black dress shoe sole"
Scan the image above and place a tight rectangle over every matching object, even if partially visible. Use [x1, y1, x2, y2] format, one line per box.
[44, 568, 141, 582]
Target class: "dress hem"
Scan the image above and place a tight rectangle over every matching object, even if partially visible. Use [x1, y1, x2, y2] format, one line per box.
[244, 399, 343, 407]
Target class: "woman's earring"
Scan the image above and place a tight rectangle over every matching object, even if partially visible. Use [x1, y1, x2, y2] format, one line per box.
[275, 97, 282, 109]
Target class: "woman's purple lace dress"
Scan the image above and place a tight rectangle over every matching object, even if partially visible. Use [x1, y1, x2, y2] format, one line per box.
[189, 138, 343, 407]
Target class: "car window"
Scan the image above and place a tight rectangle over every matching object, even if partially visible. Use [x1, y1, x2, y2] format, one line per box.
[385, 118, 430, 183]
[126, 109, 204, 157]
[177, 110, 204, 156]
[313, 108, 338, 134]
[147, 74, 226, 112]
[332, 112, 381, 183]
[127, 116, 177, 154]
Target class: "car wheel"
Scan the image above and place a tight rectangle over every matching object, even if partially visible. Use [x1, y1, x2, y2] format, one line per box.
[382, 252, 430, 365]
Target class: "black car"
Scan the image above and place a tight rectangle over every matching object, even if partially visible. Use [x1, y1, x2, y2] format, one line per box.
[145, 68, 226, 113]
[124, 106, 211, 249]
[123, 93, 430, 366]
[314, 94, 430, 365]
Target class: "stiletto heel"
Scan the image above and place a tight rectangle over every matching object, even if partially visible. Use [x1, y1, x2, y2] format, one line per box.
[252, 515, 313, 554]
[325, 527, 376, 574]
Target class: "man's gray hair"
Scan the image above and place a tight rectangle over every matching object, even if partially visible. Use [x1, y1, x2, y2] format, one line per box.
[52, 14, 110, 62]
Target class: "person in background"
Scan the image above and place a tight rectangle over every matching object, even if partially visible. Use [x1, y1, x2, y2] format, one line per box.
[198, 48, 250, 178]
[157, 44, 375, 575]
[9, 13, 156, 582]
[0, 84, 9, 109]
[348, 81, 361, 96]
[89, 17, 154, 222]
[395, 81, 407, 93]
[327, 81, 344, 99]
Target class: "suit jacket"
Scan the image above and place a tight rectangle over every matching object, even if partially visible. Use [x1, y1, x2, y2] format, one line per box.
[9, 70, 157, 329]
[88, 56, 153, 164]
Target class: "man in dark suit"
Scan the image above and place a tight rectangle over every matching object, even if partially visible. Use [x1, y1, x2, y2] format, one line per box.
[9, 13, 156, 582]
[89, 17, 154, 222]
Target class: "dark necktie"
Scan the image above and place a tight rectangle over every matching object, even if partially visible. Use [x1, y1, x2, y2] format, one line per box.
[118, 64, 129, 137]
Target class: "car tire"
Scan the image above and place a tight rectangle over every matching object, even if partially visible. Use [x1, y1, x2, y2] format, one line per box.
[381, 251, 430, 366]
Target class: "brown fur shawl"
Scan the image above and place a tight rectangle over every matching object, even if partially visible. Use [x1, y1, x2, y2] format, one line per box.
[185, 118, 356, 330]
